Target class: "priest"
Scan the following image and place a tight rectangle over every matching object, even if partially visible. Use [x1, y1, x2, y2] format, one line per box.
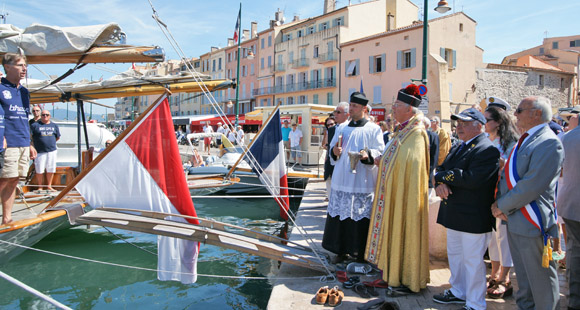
[365, 84, 430, 293]
[322, 92, 384, 263]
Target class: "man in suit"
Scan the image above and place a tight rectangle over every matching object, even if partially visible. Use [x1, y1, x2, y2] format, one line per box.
[432, 108, 500, 310]
[492, 96, 563, 310]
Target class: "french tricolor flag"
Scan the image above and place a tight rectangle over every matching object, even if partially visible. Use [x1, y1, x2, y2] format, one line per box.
[233, 7, 241, 44]
[246, 109, 290, 220]
[75, 94, 200, 284]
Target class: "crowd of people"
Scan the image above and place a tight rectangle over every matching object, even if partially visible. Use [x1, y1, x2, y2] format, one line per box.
[318, 85, 578, 310]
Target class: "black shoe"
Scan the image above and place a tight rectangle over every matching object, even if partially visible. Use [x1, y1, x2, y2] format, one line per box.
[432, 289, 465, 304]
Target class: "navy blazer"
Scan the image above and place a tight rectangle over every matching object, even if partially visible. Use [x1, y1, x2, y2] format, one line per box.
[435, 133, 500, 234]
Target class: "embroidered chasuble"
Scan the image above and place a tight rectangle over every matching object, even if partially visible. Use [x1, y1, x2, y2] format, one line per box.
[365, 114, 430, 293]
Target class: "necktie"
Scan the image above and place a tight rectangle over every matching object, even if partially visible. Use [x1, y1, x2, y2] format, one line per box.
[456, 142, 466, 156]
[517, 133, 529, 149]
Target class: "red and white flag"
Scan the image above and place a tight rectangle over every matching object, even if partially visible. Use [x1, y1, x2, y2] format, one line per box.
[233, 7, 241, 44]
[75, 94, 200, 284]
[246, 109, 290, 220]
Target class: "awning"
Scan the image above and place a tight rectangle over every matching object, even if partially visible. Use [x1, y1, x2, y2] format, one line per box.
[190, 114, 262, 126]
[245, 109, 263, 121]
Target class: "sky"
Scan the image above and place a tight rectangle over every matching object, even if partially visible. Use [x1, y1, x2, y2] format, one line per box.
[5, 0, 580, 117]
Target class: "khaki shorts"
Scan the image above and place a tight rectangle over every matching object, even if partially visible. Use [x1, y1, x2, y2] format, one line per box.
[284, 140, 290, 150]
[1, 147, 30, 178]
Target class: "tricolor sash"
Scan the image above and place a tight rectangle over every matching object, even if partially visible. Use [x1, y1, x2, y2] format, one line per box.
[504, 137, 550, 246]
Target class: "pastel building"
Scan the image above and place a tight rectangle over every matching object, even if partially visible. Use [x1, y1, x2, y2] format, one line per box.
[341, 12, 483, 127]
[502, 34, 580, 106]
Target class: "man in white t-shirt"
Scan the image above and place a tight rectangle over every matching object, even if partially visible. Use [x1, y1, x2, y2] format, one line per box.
[216, 122, 224, 146]
[236, 125, 245, 146]
[288, 123, 303, 167]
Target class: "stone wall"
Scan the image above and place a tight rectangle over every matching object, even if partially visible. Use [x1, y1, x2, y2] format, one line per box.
[475, 67, 573, 109]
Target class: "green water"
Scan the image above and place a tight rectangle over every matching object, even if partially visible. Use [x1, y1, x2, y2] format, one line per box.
[0, 197, 293, 309]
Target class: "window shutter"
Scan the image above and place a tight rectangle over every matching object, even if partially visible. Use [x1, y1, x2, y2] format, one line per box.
[410, 48, 416, 68]
[369, 56, 374, 74]
[452, 50, 457, 69]
[355, 59, 360, 76]
[381, 53, 386, 72]
[397, 50, 402, 70]
[345, 60, 349, 77]
[440, 47, 445, 58]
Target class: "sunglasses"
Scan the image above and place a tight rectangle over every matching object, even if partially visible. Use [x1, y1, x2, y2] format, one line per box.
[515, 107, 537, 114]
[33, 110, 41, 112]
[41, 114, 50, 116]
[105, 143, 112, 146]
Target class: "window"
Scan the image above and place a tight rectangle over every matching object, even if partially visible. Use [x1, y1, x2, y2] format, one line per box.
[373, 86, 382, 103]
[553, 42, 559, 49]
[212, 59, 216, 72]
[326, 92, 333, 105]
[268, 56, 272, 67]
[369, 54, 386, 73]
[561, 78, 565, 88]
[307, 26, 315, 35]
[345, 59, 360, 76]
[284, 33, 292, 41]
[287, 96, 294, 105]
[298, 30, 303, 38]
[242, 65, 246, 77]
[440, 48, 457, 69]
[539, 74, 544, 87]
[570, 40, 580, 47]
[313, 94, 319, 105]
[319, 22, 328, 31]
[268, 35, 272, 47]
[397, 48, 416, 69]
[459, 23, 463, 32]
[261, 38, 265, 49]
[218, 58, 222, 70]
[314, 46, 319, 58]
[299, 95, 307, 104]
[289, 51, 294, 63]
[250, 63, 255, 75]
[261, 57, 264, 69]
[539, 47, 545, 55]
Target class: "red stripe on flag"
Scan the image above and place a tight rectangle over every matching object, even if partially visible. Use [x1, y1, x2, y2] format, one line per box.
[279, 175, 289, 220]
[125, 98, 199, 225]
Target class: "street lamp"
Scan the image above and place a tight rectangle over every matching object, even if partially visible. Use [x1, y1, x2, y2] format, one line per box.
[420, 0, 451, 84]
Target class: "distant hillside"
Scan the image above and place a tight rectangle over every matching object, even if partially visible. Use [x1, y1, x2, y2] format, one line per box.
[47, 108, 109, 122]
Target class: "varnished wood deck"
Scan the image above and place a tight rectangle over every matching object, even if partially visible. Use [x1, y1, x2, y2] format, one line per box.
[267, 181, 570, 309]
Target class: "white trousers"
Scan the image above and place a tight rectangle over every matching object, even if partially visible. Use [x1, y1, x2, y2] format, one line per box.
[34, 150, 57, 173]
[447, 228, 491, 310]
[488, 218, 513, 267]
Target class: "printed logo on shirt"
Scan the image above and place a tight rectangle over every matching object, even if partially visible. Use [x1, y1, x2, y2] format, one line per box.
[2, 90, 11, 100]
[8, 104, 25, 112]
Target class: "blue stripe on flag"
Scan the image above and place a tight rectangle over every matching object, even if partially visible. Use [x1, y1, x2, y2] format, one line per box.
[247, 109, 282, 171]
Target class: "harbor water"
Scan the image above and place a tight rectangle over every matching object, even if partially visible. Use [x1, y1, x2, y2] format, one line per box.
[0, 197, 297, 309]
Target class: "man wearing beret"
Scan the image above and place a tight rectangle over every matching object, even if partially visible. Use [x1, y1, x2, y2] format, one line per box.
[322, 91, 384, 263]
[432, 108, 500, 310]
[365, 84, 431, 293]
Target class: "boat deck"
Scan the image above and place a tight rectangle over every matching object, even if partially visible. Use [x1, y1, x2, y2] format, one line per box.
[267, 181, 571, 309]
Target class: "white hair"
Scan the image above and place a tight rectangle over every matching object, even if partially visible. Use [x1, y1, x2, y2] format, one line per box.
[431, 116, 441, 125]
[337, 101, 349, 114]
[528, 96, 552, 123]
[421, 116, 430, 127]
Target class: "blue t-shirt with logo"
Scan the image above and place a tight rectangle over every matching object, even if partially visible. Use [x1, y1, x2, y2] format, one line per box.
[281, 126, 291, 142]
[0, 78, 30, 147]
[0, 103, 4, 153]
[31, 121, 60, 153]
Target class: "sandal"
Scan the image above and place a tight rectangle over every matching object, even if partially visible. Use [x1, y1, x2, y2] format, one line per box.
[487, 281, 513, 299]
[343, 276, 360, 289]
[353, 283, 371, 299]
[363, 279, 389, 288]
[366, 285, 380, 297]
[328, 286, 344, 307]
[316, 286, 329, 304]
[486, 278, 497, 290]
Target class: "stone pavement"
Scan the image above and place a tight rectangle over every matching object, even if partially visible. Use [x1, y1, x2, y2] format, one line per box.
[267, 180, 570, 309]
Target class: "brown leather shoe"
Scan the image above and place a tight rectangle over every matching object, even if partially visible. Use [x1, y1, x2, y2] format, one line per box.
[328, 286, 344, 307]
[315, 286, 329, 304]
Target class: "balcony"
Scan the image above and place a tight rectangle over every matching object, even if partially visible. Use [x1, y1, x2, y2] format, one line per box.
[273, 63, 286, 73]
[317, 52, 338, 63]
[291, 58, 310, 69]
[252, 78, 336, 96]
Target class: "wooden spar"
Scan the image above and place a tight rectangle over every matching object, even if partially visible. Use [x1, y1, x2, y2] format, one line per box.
[225, 101, 283, 179]
[75, 208, 329, 272]
[6, 46, 165, 64]
[44, 92, 170, 209]
[29, 80, 234, 105]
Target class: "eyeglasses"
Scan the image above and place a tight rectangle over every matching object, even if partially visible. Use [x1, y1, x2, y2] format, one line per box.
[105, 143, 112, 146]
[33, 110, 41, 113]
[41, 114, 50, 116]
[515, 107, 537, 114]
[334, 110, 342, 114]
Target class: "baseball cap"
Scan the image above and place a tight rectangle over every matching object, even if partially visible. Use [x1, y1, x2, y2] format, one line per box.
[451, 108, 487, 124]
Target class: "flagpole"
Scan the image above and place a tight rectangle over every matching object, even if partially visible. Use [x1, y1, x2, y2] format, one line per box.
[234, 2, 242, 128]
[225, 100, 283, 179]
[45, 91, 171, 209]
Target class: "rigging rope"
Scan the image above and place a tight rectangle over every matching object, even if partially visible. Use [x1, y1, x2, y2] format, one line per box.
[0, 239, 332, 282]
